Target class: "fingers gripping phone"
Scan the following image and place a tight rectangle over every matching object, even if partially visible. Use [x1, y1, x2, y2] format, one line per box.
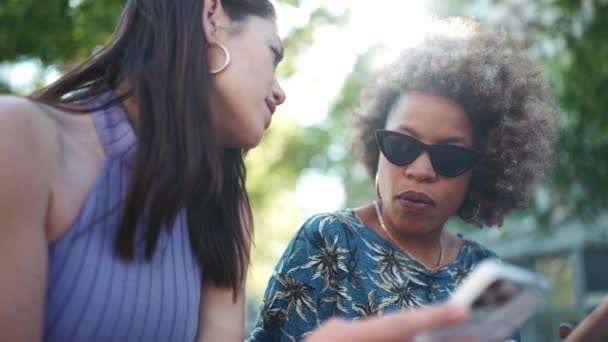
[415, 259, 550, 342]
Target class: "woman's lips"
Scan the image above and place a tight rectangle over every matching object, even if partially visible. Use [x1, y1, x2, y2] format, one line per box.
[265, 98, 276, 115]
[396, 190, 435, 213]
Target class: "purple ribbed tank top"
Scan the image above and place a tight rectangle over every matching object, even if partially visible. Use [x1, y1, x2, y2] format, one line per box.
[44, 93, 202, 342]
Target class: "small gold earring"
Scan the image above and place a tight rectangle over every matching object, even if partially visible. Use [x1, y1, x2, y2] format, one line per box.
[458, 198, 480, 221]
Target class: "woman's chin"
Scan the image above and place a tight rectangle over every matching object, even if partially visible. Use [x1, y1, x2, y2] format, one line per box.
[227, 134, 264, 149]
[394, 217, 440, 236]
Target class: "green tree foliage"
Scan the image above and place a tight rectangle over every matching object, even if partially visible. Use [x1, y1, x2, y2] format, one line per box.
[550, 1, 608, 220]
[299, 46, 382, 208]
[0, 0, 124, 64]
[0, 80, 10, 93]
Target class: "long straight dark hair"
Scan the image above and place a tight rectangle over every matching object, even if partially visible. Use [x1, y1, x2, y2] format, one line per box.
[31, 0, 276, 294]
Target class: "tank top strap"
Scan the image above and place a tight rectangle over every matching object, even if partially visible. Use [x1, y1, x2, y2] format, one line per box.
[90, 92, 136, 167]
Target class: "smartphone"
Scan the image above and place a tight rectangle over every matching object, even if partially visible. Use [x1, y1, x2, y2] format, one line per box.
[415, 259, 550, 342]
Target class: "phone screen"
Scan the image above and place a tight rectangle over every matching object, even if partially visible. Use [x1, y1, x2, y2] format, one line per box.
[415, 260, 548, 342]
[471, 279, 523, 315]
[416, 279, 534, 342]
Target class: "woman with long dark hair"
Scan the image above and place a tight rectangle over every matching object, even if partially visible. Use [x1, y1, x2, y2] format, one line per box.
[0, 1, 468, 341]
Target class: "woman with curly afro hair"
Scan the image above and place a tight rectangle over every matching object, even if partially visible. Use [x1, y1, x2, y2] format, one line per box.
[251, 18, 557, 342]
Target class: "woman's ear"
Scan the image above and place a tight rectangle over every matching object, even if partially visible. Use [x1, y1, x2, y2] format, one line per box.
[201, 0, 228, 45]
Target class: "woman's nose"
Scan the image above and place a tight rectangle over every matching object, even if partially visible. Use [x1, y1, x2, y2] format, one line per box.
[404, 152, 437, 182]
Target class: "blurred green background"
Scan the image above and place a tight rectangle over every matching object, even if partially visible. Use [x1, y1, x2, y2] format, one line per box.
[2, 0, 607, 340]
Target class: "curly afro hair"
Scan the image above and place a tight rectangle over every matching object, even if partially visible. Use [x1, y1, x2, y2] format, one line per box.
[351, 18, 558, 227]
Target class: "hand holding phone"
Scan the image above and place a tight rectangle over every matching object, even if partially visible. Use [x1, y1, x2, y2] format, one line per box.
[415, 259, 550, 342]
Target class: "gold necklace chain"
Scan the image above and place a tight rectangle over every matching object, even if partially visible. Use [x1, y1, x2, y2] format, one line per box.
[374, 200, 444, 272]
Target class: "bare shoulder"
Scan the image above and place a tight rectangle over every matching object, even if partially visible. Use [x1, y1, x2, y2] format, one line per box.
[0, 95, 64, 164]
[0, 95, 61, 224]
[0, 95, 59, 340]
[2, 95, 107, 243]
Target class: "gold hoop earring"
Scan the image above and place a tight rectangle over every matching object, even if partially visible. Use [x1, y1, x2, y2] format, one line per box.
[458, 197, 480, 221]
[209, 43, 231, 75]
[375, 174, 382, 199]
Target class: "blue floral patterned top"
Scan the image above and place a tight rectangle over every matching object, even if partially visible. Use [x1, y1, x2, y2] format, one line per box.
[249, 209, 520, 342]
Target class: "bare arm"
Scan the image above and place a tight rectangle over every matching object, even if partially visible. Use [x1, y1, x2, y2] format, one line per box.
[196, 281, 246, 342]
[565, 297, 608, 342]
[196, 197, 251, 341]
[0, 97, 53, 341]
[304, 303, 469, 342]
